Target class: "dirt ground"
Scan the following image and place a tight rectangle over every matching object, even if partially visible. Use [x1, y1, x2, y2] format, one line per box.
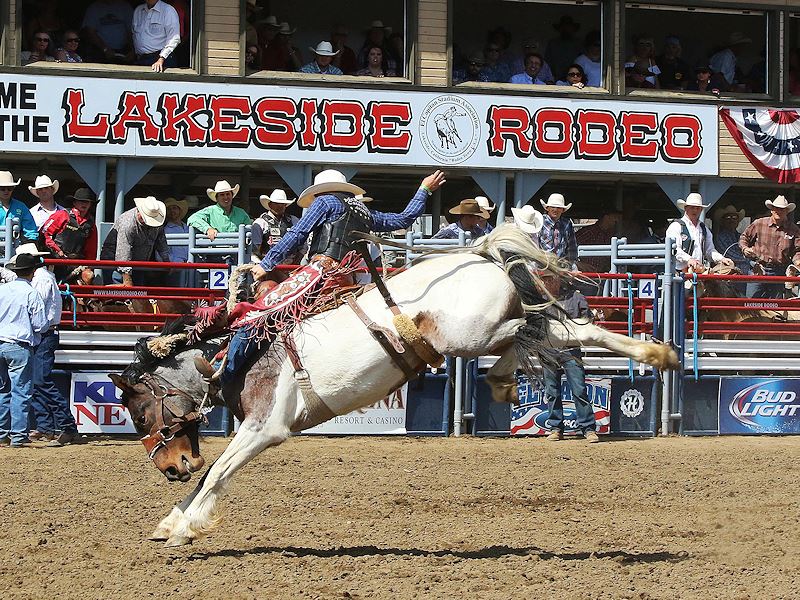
[1, 435, 799, 600]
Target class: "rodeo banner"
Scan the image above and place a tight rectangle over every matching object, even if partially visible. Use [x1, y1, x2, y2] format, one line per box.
[719, 377, 800, 435]
[510, 375, 611, 436]
[1, 74, 717, 175]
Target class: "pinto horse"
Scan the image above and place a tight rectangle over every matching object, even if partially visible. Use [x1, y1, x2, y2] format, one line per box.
[109, 226, 679, 548]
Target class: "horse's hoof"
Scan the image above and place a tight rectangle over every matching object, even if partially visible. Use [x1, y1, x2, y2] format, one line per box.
[164, 535, 193, 548]
[149, 527, 171, 541]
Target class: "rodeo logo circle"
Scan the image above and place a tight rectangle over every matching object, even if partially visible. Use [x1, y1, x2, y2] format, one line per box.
[620, 389, 645, 418]
[419, 95, 481, 164]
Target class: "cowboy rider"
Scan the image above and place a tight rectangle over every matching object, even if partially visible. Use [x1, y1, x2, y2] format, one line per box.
[665, 192, 733, 273]
[193, 169, 447, 384]
[251, 188, 301, 265]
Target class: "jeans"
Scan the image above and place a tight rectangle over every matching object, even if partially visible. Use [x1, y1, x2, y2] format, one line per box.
[544, 349, 596, 433]
[0, 341, 34, 444]
[751, 264, 785, 299]
[216, 325, 261, 386]
[31, 330, 77, 435]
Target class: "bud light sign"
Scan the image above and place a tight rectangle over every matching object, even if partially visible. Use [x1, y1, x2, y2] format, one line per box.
[719, 378, 800, 435]
[70, 372, 136, 434]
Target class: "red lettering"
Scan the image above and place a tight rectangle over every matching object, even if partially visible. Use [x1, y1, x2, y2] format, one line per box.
[298, 98, 318, 149]
[575, 109, 617, 159]
[159, 93, 207, 144]
[74, 405, 99, 426]
[109, 92, 160, 143]
[252, 97, 297, 148]
[533, 108, 573, 158]
[208, 96, 251, 146]
[367, 102, 411, 153]
[486, 105, 531, 157]
[62, 89, 110, 142]
[619, 112, 658, 160]
[661, 114, 703, 162]
[101, 405, 127, 426]
[320, 100, 366, 151]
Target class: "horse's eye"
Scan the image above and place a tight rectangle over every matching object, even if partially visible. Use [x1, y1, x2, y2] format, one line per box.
[137, 415, 147, 427]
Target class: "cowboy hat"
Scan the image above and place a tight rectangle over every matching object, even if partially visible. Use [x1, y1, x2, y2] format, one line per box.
[475, 196, 495, 213]
[259, 188, 295, 210]
[164, 197, 189, 220]
[370, 20, 385, 29]
[309, 41, 339, 56]
[5, 253, 44, 271]
[66, 187, 96, 203]
[540, 193, 572, 212]
[298, 170, 365, 208]
[14, 242, 49, 257]
[29, 175, 59, 196]
[134, 196, 167, 227]
[677, 192, 709, 210]
[448, 199, 490, 219]
[206, 180, 240, 201]
[766, 194, 796, 212]
[278, 21, 296, 36]
[511, 205, 544, 234]
[713, 204, 745, 221]
[257, 14, 279, 27]
[0, 171, 20, 187]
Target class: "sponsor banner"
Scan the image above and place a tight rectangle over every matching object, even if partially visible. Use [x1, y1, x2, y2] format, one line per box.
[510, 375, 611, 436]
[0, 74, 717, 175]
[304, 384, 408, 435]
[719, 377, 800, 435]
[70, 371, 135, 434]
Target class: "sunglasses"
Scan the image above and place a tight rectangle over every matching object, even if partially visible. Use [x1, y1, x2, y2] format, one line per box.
[35, 37, 50, 42]
[66, 37, 80, 43]
[567, 71, 582, 76]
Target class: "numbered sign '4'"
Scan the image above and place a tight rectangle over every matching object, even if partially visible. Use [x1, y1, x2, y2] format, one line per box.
[638, 278, 657, 299]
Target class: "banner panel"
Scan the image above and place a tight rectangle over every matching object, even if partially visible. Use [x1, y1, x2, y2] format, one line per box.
[70, 371, 136, 434]
[304, 384, 408, 435]
[0, 75, 718, 175]
[719, 377, 800, 435]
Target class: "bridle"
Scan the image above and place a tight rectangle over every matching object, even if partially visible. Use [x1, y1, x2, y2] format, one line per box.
[138, 373, 206, 462]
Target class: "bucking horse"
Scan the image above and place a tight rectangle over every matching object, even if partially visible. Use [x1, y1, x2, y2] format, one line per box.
[109, 226, 679, 547]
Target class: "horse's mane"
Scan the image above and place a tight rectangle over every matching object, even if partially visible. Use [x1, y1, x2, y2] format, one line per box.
[122, 315, 197, 382]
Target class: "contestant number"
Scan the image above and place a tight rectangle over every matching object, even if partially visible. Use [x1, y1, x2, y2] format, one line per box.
[209, 269, 229, 290]
[638, 279, 656, 299]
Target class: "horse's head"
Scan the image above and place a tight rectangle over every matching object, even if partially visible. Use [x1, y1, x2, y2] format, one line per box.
[109, 373, 205, 482]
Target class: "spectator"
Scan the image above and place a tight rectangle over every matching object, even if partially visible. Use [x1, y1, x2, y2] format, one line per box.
[575, 211, 622, 273]
[481, 43, 512, 83]
[686, 63, 726, 95]
[453, 53, 489, 84]
[511, 204, 544, 241]
[0, 171, 38, 243]
[187, 180, 252, 242]
[537, 193, 578, 266]
[256, 14, 281, 62]
[251, 189, 301, 270]
[486, 26, 513, 64]
[626, 59, 659, 89]
[739, 195, 800, 299]
[300, 41, 343, 75]
[432, 199, 489, 242]
[245, 44, 260, 73]
[40, 187, 98, 281]
[244, 0, 260, 49]
[357, 20, 396, 73]
[263, 22, 302, 72]
[28, 175, 64, 230]
[640, 219, 668, 246]
[54, 29, 83, 63]
[666, 193, 732, 273]
[545, 16, 583, 84]
[21, 31, 56, 65]
[356, 44, 396, 77]
[330, 24, 358, 75]
[163, 197, 190, 287]
[132, 0, 181, 72]
[505, 39, 554, 84]
[556, 63, 587, 88]
[25, 0, 64, 50]
[99, 196, 170, 286]
[387, 32, 405, 74]
[475, 196, 495, 235]
[510, 52, 547, 85]
[575, 31, 602, 87]
[713, 204, 750, 295]
[81, 0, 134, 63]
[710, 32, 751, 88]
[656, 36, 690, 90]
[0, 252, 48, 448]
[625, 37, 660, 88]
[746, 49, 766, 94]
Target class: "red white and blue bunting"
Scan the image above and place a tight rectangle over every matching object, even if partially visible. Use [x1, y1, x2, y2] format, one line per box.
[720, 107, 800, 183]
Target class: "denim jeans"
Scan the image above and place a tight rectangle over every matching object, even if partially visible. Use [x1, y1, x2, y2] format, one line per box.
[31, 330, 77, 435]
[543, 349, 596, 433]
[0, 341, 34, 444]
[216, 325, 261, 386]
[751, 264, 785, 299]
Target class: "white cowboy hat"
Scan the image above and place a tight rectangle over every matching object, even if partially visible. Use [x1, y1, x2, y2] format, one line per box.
[677, 192, 709, 210]
[540, 193, 572, 212]
[164, 197, 189, 221]
[13, 242, 49, 257]
[298, 169, 365, 208]
[259, 188, 295, 210]
[766, 194, 796, 212]
[370, 20, 385, 29]
[28, 175, 59, 196]
[511, 205, 544, 234]
[134, 196, 167, 227]
[206, 180, 240, 201]
[475, 196, 495, 213]
[0, 171, 20, 187]
[278, 21, 296, 35]
[309, 41, 340, 56]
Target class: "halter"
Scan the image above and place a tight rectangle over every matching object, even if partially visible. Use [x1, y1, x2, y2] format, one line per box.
[138, 373, 206, 462]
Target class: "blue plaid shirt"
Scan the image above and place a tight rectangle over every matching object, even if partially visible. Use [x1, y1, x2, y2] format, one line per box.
[432, 221, 484, 242]
[537, 214, 577, 263]
[260, 188, 429, 271]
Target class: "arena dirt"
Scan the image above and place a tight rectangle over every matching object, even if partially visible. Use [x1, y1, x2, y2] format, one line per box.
[1, 435, 799, 600]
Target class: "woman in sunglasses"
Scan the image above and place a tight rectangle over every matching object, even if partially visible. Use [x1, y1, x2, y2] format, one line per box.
[55, 29, 83, 63]
[21, 31, 56, 65]
[557, 63, 587, 88]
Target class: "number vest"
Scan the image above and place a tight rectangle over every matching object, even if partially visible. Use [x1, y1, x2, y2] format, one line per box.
[254, 211, 293, 257]
[53, 211, 94, 258]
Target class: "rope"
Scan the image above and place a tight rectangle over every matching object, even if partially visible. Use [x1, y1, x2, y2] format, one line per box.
[60, 283, 78, 328]
[626, 272, 634, 382]
[692, 273, 699, 381]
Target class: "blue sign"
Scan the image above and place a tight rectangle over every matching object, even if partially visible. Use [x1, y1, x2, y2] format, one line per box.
[719, 378, 800, 435]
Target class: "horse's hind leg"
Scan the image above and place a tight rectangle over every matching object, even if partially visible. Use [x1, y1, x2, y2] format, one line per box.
[163, 419, 289, 547]
[486, 346, 519, 404]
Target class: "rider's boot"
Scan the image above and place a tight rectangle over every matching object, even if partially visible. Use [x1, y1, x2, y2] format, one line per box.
[193, 356, 223, 404]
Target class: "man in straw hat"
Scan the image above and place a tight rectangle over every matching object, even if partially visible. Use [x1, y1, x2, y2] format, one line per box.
[300, 41, 343, 75]
[187, 180, 252, 242]
[433, 199, 490, 242]
[100, 196, 170, 286]
[0, 252, 48, 447]
[537, 193, 578, 266]
[29, 175, 64, 230]
[251, 189, 300, 264]
[0, 171, 38, 243]
[40, 187, 99, 281]
[666, 192, 733, 273]
[740, 194, 800, 299]
[194, 169, 446, 385]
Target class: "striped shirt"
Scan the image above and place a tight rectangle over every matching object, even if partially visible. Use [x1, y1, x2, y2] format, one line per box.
[537, 214, 578, 264]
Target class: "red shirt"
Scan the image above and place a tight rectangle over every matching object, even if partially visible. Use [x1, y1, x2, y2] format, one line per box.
[40, 208, 98, 260]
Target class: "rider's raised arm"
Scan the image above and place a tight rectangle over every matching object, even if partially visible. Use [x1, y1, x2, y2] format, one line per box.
[370, 186, 431, 232]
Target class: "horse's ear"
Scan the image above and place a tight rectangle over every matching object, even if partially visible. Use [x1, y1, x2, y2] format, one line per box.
[109, 374, 137, 397]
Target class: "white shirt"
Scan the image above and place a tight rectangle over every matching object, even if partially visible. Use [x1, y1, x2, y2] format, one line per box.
[509, 72, 546, 85]
[31, 267, 62, 330]
[132, 0, 181, 58]
[666, 214, 724, 271]
[709, 48, 735, 85]
[31, 202, 65, 230]
[575, 54, 602, 87]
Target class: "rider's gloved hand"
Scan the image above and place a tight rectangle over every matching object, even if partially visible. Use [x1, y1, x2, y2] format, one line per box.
[251, 265, 268, 281]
